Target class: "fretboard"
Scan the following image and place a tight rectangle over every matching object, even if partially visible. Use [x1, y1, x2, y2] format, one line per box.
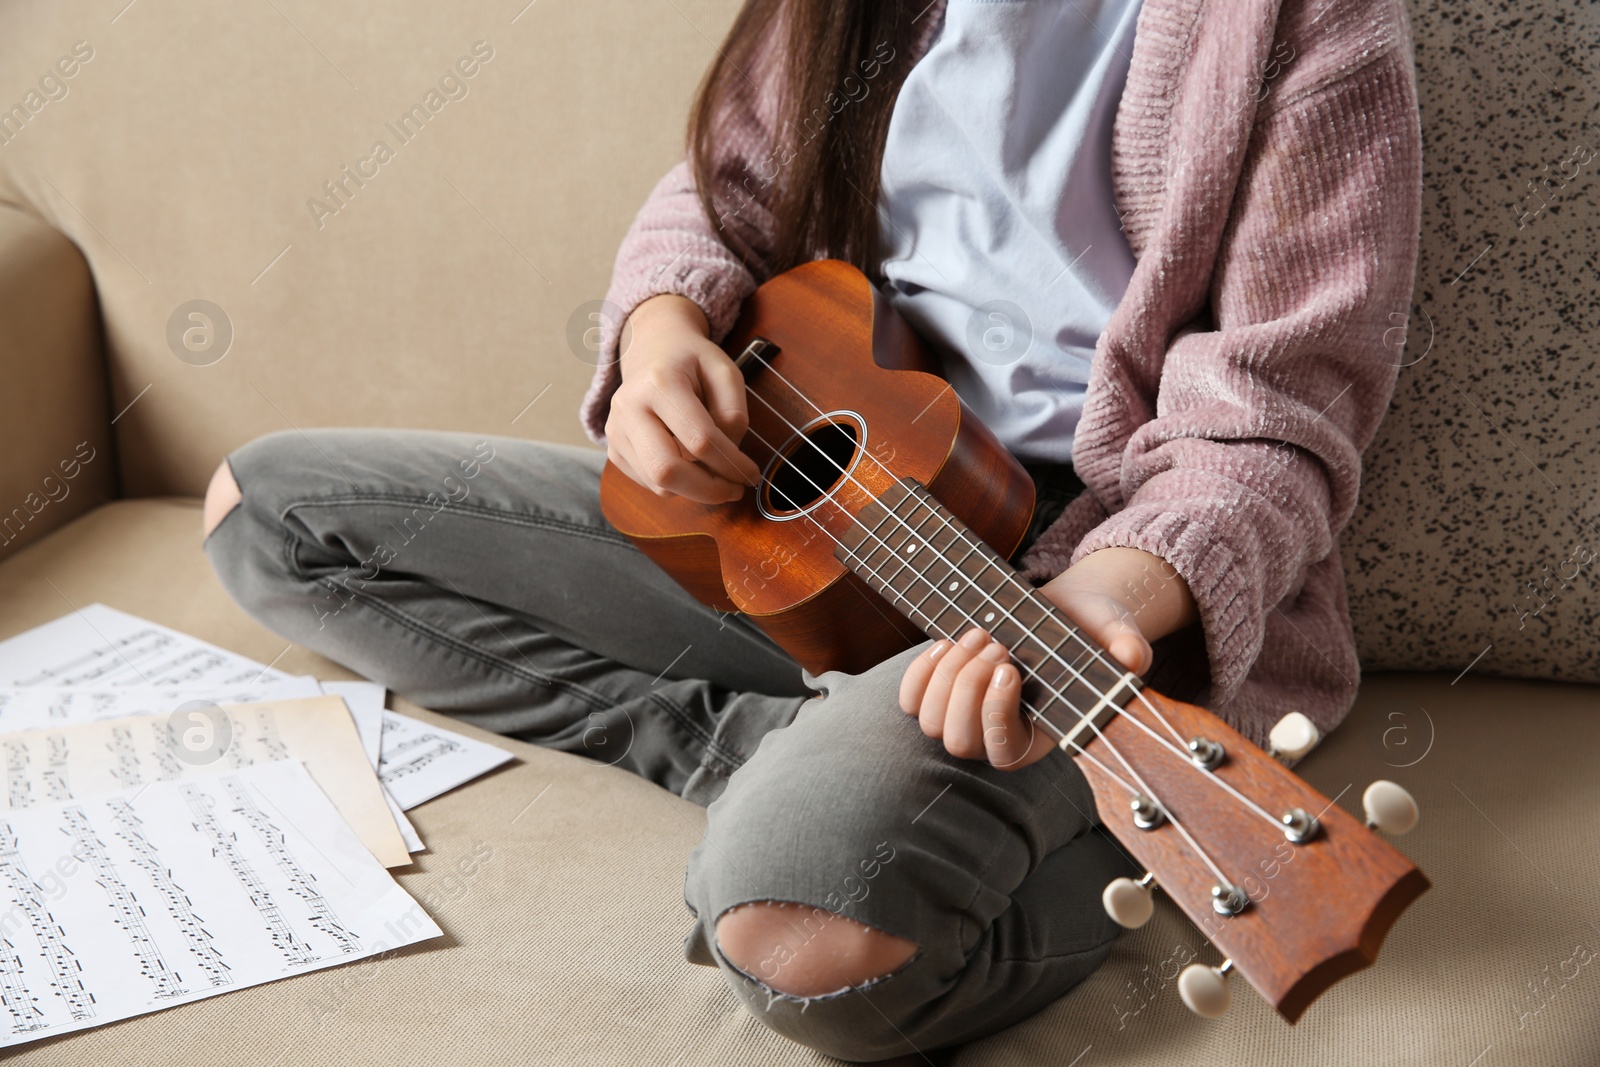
[834, 478, 1140, 745]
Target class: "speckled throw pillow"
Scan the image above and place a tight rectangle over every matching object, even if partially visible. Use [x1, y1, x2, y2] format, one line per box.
[1339, 0, 1600, 682]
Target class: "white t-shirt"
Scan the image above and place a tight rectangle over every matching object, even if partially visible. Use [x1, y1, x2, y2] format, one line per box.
[877, 0, 1144, 464]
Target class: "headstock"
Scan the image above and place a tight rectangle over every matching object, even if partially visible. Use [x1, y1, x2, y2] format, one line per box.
[1070, 689, 1429, 1021]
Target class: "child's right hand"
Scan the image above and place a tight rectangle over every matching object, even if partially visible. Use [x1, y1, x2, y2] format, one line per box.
[604, 294, 763, 504]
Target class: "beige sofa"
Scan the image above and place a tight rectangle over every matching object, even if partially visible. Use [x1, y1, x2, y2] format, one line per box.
[2, 1, 1596, 1064]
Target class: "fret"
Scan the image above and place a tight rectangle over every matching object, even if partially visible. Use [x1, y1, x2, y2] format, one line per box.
[835, 478, 1142, 739]
[884, 513, 965, 619]
[1040, 620, 1100, 676]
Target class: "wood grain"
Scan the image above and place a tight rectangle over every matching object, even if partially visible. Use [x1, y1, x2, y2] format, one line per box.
[600, 259, 1034, 674]
[1075, 689, 1430, 1021]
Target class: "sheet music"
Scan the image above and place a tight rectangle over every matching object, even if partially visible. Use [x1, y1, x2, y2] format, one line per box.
[317, 683, 425, 853]
[0, 604, 292, 688]
[0, 607, 512, 819]
[0, 698, 410, 868]
[378, 712, 513, 811]
[316, 681, 383, 768]
[0, 759, 440, 1048]
[0, 679, 323, 733]
[382, 789, 424, 853]
[0, 681, 419, 853]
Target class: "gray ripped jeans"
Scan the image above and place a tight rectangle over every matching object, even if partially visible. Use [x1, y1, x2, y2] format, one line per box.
[204, 428, 1130, 1062]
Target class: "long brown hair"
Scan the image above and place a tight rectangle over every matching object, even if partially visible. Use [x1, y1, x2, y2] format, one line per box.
[687, 0, 927, 282]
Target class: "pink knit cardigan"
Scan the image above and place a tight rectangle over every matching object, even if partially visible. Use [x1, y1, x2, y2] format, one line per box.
[580, 0, 1423, 746]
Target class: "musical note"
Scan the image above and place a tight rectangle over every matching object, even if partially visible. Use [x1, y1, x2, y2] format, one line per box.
[182, 786, 316, 968]
[379, 738, 463, 783]
[14, 632, 185, 688]
[41, 737, 71, 805]
[107, 727, 143, 791]
[61, 807, 187, 1000]
[3, 742, 30, 810]
[0, 933, 46, 1033]
[106, 799, 229, 989]
[0, 825, 92, 1028]
[377, 712, 510, 811]
[0, 606, 296, 692]
[249, 710, 289, 765]
[224, 780, 360, 956]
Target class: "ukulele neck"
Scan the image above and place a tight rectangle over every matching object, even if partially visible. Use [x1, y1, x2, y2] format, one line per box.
[833, 477, 1141, 743]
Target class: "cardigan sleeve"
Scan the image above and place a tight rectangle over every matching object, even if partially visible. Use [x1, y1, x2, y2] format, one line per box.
[1065, 46, 1423, 708]
[577, 23, 788, 446]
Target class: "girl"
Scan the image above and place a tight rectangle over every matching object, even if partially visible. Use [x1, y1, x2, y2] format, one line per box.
[202, 0, 1420, 1058]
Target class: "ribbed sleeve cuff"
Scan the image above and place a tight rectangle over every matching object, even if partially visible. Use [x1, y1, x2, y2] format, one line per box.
[1067, 474, 1266, 706]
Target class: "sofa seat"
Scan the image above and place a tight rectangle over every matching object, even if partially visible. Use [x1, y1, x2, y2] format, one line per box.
[4, 499, 1596, 1066]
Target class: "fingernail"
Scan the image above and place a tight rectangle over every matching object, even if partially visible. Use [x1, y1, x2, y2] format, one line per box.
[979, 641, 1008, 662]
[959, 629, 988, 650]
[929, 640, 950, 660]
[993, 665, 1014, 689]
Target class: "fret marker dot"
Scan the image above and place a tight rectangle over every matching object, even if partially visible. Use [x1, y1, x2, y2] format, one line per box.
[948, 581, 959, 591]
[904, 543, 918, 555]
[983, 612, 996, 623]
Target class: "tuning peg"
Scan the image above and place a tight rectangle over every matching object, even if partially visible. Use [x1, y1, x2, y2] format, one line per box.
[1101, 873, 1155, 929]
[1268, 712, 1320, 762]
[1363, 780, 1419, 835]
[1179, 959, 1233, 1018]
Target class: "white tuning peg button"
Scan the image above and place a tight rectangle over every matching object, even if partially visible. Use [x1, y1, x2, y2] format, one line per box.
[1178, 961, 1232, 1018]
[1268, 712, 1320, 762]
[1101, 876, 1154, 929]
[1363, 780, 1419, 835]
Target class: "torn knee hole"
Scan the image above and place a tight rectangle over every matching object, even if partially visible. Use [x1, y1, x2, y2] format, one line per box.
[713, 900, 919, 999]
[202, 460, 243, 538]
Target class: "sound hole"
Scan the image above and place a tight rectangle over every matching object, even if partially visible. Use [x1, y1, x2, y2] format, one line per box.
[765, 419, 861, 513]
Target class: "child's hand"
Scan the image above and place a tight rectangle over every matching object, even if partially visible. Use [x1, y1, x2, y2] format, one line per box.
[605, 294, 762, 504]
[897, 546, 1197, 770]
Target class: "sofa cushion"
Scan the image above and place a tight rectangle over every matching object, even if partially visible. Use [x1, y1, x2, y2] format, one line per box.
[0, 206, 112, 561]
[1338, 0, 1600, 683]
[0, 1, 1596, 689]
[0, 499, 912, 1066]
[3, 499, 1597, 1065]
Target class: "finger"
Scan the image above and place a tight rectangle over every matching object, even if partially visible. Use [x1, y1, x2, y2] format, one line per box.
[605, 421, 657, 496]
[627, 412, 743, 503]
[605, 441, 642, 489]
[899, 641, 951, 715]
[1085, 602, 1152, 674]
[1055, 591, 1154, 676]
[651, 375, 760, 490]
[981, 665, 1035, 769]
[942, 641, 1009, 760]
[917, 628, 988, 740]
[1106, 629, 1153, 674]
[697, 349, 759, 458]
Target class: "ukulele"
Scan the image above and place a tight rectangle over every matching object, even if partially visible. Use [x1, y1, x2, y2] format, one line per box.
[599, 259, 1428, 1022]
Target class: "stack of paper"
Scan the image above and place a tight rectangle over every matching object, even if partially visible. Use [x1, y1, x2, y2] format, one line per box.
[0, 604, 517, 1048]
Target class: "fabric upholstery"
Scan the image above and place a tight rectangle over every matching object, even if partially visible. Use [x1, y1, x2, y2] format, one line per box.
[1339, 0, 1600, 682]
[3, 499, 1598, 1065]
[0, 205, 112, 559]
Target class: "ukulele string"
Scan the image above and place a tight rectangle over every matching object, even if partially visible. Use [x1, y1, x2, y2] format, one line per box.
[884, 484, 1290, 834]
[751, 356, 1187, 750]
[750, 354, 1193, 752]
[740, 351, 1286, 835]
[725, 410, 1236, 889]
[721, 419, 1142, 798]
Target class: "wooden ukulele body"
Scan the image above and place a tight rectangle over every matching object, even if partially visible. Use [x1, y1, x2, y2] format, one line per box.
[600, 259, 1037, 676]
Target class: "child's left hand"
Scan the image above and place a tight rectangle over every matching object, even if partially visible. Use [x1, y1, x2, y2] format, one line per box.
[896, 546, 1198, 770]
